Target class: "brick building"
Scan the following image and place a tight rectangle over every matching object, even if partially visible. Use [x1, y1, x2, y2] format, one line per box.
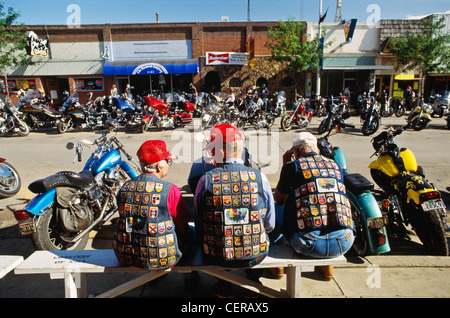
[4, 21, 308, 106]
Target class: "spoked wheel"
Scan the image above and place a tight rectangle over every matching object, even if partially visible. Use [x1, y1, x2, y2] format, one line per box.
[32, 205, 89, 251]
[349, 206, 369, 256]
[362, 117, 380, 136]
[280, 114, 293, 131]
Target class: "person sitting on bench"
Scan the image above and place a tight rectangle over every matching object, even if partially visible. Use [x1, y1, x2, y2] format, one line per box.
[274, 132, 355, 280]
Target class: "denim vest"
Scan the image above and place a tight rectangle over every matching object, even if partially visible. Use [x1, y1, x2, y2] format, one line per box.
[202, 163, 269, 262]
[113, 174, 182, 270]
[283, 153, 355, 236]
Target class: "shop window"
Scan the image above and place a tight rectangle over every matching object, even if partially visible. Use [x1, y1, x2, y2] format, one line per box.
[74, 78, 104, 91]
[229, 77, 242, 88]
[8, 79, 36, 91]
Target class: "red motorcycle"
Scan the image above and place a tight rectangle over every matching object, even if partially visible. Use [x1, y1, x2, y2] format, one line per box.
[280, 96, 313, 131]
[140, 95, 192, 132]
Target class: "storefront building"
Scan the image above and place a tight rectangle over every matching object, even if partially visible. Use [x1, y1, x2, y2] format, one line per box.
[5, 21, 301, 106]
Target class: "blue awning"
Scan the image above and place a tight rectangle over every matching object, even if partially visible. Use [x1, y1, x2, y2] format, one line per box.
[103, 59, 199, 75]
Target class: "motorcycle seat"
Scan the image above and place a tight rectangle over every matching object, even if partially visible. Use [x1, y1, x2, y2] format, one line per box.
[344, 173, 374, 194]
[28, 170, 93, 194]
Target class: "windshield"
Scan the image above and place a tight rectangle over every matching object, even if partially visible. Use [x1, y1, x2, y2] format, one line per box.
[440, 90, 450, 98]
[62, 92, 79, 108]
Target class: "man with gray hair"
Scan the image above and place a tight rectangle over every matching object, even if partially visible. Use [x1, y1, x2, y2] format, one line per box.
[274, 132, 355, 280]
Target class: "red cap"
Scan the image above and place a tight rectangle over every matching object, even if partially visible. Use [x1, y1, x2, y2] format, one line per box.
[137, 140, 177, 165]
[206, 123, 242, 149]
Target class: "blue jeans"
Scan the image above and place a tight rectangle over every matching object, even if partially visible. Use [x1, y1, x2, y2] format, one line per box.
[289, 229, 354, 259]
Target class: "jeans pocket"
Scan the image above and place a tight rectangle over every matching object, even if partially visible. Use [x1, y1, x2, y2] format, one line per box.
[289, 232, 317, 257]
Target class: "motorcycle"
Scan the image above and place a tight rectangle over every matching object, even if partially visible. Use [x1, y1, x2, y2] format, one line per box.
[237, 98, 275, 130]
[360, 96, 381, 136]
[141, 95, 187, 131]
[17, 90, 61, 130]
[317, 97, 349, 135]
[407, 103, 433, 131]
[269, 91, 286, 117]
[446, 112, 450, 129]
[429, 90, 449, 118]
[57, 92, 107, 134]
[0, 158, 21, 199]
[380, 92, 394, 117]
[392, 97, 406, 117]
[0, 98, 30, 137]
[312, 96, 326, 117]
[369, 125, 448, 255]
[280, 96, 313, 131]
[14, 133, 141, 250]
[106, 96, 145, 132]
[317, 118, 391, 256]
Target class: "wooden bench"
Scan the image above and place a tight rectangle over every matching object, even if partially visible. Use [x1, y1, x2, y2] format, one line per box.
[0, 256, 24, 279]
[14, 244, 346, 298]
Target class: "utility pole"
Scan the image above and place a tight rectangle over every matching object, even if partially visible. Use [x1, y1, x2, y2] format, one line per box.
[316, 0, 322, 98]
[247, 0, 251, 21]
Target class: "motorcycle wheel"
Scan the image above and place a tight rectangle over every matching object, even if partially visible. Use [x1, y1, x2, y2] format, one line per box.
[412, 118, 430, 131]
[350, 205, 369, 256]
[139, 122, 149, 133]
[317, 117, 331, 134]
[409, 207, 449, 256]
[0, 161, 21, 198]
[56, 121, 70, 134]
[447, 119, 450, 129]
[280, 114, 293, 131]
[381, 107, 394, 117]
[362, 117, 380, 136]
[395, 107, 405, 117]
[32, 205, 89, 251]
[16, 119, 30, 136]
[265, 115, 275, 129]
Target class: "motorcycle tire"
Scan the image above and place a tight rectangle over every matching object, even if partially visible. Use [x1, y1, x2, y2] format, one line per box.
[57, 121, 70, 134]
[447, 119, 450, 129]
[16, 119, 30, 136]
[409, 207, 449, 256]
[139, 122, 149, 133]
[317, 117, 331, 134]
[265, 114, 275, 129]
[412, 118, 430, 131]
[280, 114, 293, 131]
[0, 161, 21, 199]
[381, 107, 394, 117]
[395, 107, 405, 117]
[32, 205, 89, 251]
[362, 117, 380, 136]
[349, 205, 369, 256]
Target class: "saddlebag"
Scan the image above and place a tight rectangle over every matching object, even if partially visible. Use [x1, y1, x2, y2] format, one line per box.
[55, 187, 93, 233]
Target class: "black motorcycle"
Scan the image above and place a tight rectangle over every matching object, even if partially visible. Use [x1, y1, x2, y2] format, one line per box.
[392, 97, 406, 117]
[0, 98, 30, 137]
[360, 96, 381, 136]
[317, 97, 349, 134]
[237, 98, 275, 129]
[18, 91, 61, 130]
[57, 92, 107, 134]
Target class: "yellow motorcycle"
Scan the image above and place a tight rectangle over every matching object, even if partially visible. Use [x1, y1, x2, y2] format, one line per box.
[369, 125, 448, 255]
[407, 104, 433, 131]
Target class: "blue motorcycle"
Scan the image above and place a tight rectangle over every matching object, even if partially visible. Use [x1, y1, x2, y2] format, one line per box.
[14, 133, 141, 250]
[317, 116, 390, 256]
[106, 96, 145, 132]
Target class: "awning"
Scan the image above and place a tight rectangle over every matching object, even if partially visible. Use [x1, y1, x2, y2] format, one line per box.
[7, 60, 104, 76]
[323, 56, 393, 71]
[103, 59, 199, 75]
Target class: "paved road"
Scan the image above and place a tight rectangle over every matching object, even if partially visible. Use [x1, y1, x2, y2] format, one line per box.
[0, 114, 449, 298]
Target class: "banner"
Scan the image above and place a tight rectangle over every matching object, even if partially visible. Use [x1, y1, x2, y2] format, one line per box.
[343, 19, 357, 42]
[206, 52, 248, 65]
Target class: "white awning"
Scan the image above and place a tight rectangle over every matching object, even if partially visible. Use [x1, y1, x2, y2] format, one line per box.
[7, 59, 104, 76]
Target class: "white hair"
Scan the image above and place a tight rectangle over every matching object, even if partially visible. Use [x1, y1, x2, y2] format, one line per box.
[141, 160, 166, 173]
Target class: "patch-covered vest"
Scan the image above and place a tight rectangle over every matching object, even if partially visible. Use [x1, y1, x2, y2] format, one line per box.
[113, 174, 182, 270]
[202, 163, 269, 262]
[284, 153, 355, 235]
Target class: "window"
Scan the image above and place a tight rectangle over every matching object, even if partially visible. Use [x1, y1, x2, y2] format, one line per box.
[74, 77, 104, 91]
[8, 79, 36, 91]
[229, 77, 242, 88]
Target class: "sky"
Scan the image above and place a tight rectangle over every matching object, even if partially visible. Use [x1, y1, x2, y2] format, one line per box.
[3, 0, 450, 25]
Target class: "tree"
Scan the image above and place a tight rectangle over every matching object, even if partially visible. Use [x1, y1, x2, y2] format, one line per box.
[388, 15, 450, 104]
[265, 17, 329, 76]
[0, 1, 30, 96]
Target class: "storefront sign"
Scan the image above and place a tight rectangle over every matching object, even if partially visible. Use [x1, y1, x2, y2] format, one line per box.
[25, 31, 49, 57]
[206, 52, 248, 65]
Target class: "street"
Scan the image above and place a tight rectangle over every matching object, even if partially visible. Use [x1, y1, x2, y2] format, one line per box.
[0, 114, 449, 298]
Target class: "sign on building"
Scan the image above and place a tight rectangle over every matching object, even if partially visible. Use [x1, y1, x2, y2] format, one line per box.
[206, 52, 248, 65]
[25, 31, 49, 57]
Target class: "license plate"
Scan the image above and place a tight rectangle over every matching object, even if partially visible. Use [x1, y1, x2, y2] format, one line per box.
[367, 216, 388, 229]
[18, 221, 36, 235]
[421, 198, 446, 211]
